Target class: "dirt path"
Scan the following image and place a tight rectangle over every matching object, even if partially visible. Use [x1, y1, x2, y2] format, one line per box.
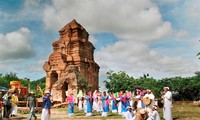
[2, 109, 68, 120]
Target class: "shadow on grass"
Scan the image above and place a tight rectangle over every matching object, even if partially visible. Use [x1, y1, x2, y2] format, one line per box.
[9, 116, 27, 120]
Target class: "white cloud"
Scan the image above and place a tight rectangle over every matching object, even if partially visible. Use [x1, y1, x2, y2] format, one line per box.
[0, 0, 44, 25]
[174, 30, 188, 39]
[24, 0, 41, 7]
[95, 40, 200, 81]
[185, 0, 200, 26]
[0, 27, 35, 60]
[42, 0, 176, 41]
[42, 0, 200, 82]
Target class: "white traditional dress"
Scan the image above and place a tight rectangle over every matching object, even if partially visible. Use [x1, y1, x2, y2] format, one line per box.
[163, 91, 172, 120]
[78, 98, 83, 111]
[117, 97, 122, 115]
[93, 91, 98, 111]
[97, 99, 103, 112]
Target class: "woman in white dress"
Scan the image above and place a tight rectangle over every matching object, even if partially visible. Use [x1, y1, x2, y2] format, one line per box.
[78, 97, 83, 111]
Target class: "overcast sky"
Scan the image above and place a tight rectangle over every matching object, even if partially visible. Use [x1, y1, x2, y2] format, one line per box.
[0, 0, 200, 88]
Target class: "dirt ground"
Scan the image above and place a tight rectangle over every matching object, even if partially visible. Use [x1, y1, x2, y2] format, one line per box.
[2, 104, 200, 120]
[2, 108, 70, 120]
[2, 108, 125, 120]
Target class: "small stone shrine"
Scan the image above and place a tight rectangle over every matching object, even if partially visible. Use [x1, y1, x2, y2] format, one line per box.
[43, 19, 100, 102]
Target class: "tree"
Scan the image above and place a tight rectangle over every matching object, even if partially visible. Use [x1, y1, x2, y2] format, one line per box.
[104, 70, 135, 92]
[77, 72, 91, 94]
[197, 52, 200, 59]
[29, 77, 46, 91]
[0, 72, 19, 88]
[104, 70, 200, 101]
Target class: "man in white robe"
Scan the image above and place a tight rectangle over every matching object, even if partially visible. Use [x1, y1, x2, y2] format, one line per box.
[126, 106, 136, 120]
[148, 105, 160, 120]
[163, 87, 172, 120]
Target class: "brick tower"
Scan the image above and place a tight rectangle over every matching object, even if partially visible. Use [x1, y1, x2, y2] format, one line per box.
[43, 19, 100, 102]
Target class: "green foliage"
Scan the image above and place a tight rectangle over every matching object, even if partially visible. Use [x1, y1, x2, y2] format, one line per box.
[20, 79, 29, 87]
[29, 77, 46, 97]
[77, 72, 91, 93]
[0, 72, 19, 88]
[197, 52, 200, 59]
[104, 70, 135, 92]
[104, 70, 200, 101]
[0, 72, 45, 97]
[30, 77, 46, 90]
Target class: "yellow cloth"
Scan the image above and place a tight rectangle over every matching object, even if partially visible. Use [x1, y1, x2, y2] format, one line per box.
[12, 94, 18, 106]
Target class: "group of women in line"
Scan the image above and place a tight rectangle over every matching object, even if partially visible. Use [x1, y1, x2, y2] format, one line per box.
[65, 89, 162, 120]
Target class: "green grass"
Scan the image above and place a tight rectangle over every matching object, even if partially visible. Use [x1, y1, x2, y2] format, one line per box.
[158, 104, 200, 120]
[59, 104, 200, 120]
[58, 107, 123, 119]
[17, 103, 200, 120]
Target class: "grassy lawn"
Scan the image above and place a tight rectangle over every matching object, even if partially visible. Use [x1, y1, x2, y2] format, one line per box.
[56, 104, 200, 120]
[162, 104, 200, 120]
[57, 107, 123, 120]
[16, 104, 200, 120]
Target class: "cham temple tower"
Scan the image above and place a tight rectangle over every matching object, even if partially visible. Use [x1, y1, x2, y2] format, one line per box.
[43, 19, 100, 102]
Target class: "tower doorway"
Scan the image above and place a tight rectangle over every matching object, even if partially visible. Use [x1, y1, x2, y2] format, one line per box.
[50, 71, 58, 89]
[62, 81, 68, 102]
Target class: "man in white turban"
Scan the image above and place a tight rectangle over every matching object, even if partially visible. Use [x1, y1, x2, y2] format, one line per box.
[162, 87, 172, 120]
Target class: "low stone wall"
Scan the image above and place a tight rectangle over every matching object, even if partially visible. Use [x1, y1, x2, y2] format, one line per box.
[18, 100, 43, 107]
[18, 99, 67, 108]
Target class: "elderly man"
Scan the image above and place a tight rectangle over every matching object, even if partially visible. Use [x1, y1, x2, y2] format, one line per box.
[2, 91, 12, 118]
[27, 92, 37, 120]
[126, 106, 136, 120]
[162, 87, 172, 120]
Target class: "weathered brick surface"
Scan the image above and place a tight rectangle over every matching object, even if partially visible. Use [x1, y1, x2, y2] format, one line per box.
[43, 19, 99, 102]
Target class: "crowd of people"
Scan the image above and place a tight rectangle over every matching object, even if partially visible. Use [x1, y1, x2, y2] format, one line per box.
[66, 87, 173, 120]
[0, 91, 19, 119]
[0, 89, 52, 120]
[0, 87, 172, 120]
